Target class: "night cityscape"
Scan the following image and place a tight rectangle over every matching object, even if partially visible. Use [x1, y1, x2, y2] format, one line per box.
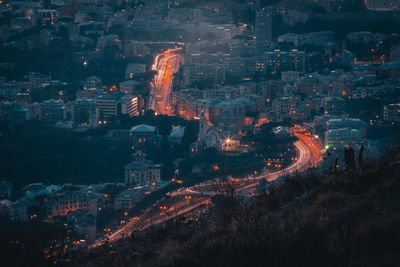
[0, 0, 400, 266]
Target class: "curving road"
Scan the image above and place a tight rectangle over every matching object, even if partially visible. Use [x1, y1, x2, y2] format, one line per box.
[89, 134, 320, 249]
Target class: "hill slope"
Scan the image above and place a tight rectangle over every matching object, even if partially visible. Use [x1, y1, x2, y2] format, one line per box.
[69, 147, 400, 267]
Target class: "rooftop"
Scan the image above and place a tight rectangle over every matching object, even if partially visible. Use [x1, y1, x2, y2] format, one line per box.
[130, 124, 156, 134]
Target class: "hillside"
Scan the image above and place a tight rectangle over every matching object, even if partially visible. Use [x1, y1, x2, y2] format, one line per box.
[65, 146, 400, 267]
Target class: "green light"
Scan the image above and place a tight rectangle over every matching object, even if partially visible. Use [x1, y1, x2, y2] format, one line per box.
[325, 145, 330, 149]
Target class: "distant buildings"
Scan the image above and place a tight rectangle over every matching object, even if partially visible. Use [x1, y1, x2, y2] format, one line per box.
[264, 50, 305, 75]
[0, 181, 13, 199]
[383, 104, 400, 122]
[391, 44, 400, 62]
[40, 99, 66, 123]
[365, 0, 400, 10]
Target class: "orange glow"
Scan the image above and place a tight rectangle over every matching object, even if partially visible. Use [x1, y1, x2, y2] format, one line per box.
[177, 180, 183, 184]
[124, 212, 128, 216]
[213, 165, 219, 171]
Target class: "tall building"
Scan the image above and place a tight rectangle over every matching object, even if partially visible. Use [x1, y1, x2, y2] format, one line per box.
[255, 9, 273, 57]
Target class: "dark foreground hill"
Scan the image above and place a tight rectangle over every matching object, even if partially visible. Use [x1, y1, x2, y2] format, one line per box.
[67, 147, 400, 267]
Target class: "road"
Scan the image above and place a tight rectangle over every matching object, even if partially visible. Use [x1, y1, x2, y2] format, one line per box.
[89, 134, 320, 249]
[148, 49, 182, 115]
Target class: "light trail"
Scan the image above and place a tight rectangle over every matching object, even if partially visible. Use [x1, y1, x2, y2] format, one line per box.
[89, 135, 321, 249]
[148, 48, 183, 115]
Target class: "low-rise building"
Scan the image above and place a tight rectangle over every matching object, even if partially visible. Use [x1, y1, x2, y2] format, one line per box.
[325, 129, 363, 150]
[114, 188, 145, 210]
[326, 118, 367, 136]
[169, 126, 185, 144]
[383, 103, 400, 122]
[124, 151, 161, 186]
[130, 124, 156, 150]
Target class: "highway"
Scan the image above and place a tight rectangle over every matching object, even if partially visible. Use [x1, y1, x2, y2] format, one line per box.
[148, 49, 182, 115]
[89, 134, 320, 249]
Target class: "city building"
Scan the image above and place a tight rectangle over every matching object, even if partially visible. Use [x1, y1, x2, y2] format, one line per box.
[0, 101, 28, 124]
[93, 92, 140, 121]
[326, 118, 367, 136]
[0, 181, 13, 199]
[95, 94, 120, 120]
[264, 50, 305, 75]
[383, 103, 400, 122]
[46, 190, 98, 218]
[121, 94, 140, 117]
[325, 129, 363, 150]
[130, 124, 156, 150]
[119, 80, 141, 95]
[72, 98, 98, 125]
[125, 63, 147, 80]
[255, 8, 273, 57]
[124, 151, 161, 186]
[391, 44, 400, 62]
[169, 126, 185, 144]
[366, 0, 400, 10]
[40, 99, 65, 123]
[124, 42, 149, 58]
[114, 188, 145, 210]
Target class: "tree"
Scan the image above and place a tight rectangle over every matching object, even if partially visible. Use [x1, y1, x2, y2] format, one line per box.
[358, 145, 364, 168]
[344, 147, 356, 169]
